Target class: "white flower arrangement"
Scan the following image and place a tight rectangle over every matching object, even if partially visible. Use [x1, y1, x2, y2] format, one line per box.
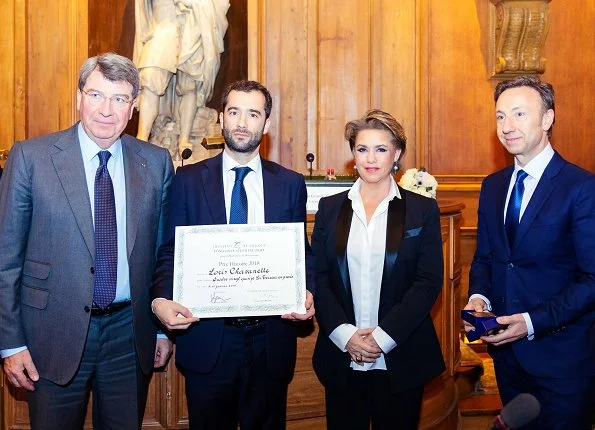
[398, 167, 438, 199]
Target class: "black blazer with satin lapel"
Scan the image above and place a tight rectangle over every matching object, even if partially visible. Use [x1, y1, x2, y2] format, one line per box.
[469, 152, 595, 378]
[0, 124, 173, 383]
[152, 152, 314, 379]
[311, 187, 445, 392]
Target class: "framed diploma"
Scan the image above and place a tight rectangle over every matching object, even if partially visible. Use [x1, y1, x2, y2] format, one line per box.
[173, 222, 307, 317]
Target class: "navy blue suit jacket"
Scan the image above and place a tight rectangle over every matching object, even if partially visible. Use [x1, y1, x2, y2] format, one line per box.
[311, 187, 445, 392]
[469, 152, 595, 378]
[152, 152, 314, 380]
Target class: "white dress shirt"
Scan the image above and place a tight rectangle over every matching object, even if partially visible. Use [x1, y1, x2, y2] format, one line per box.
[470, 143, 555, 340]
[329, 178, 400, 371]
[222, 151, 265, 224]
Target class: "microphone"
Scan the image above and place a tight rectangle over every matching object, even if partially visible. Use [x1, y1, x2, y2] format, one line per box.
[181, 148, 192, 167]
[491, 393, 540, 429]
[306, 153, 315, 179]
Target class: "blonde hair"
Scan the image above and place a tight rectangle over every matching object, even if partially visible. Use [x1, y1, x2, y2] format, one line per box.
[344, 109, 407, 163]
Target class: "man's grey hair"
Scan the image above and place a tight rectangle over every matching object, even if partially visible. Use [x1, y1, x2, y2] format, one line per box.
[78, 52, 140, 98]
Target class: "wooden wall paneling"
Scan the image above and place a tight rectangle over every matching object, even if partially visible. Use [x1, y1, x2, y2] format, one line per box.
[286, 322, 325, 423]
[0, 0, 26, 159]
[306, 0, 319, 171]
[247, 0, 263, 82]
[371, 0, 418, 171]
[3, 378, 29, 430]
[88, 0, 135, 59]
[426, 0, 507, 177]
[541, 0, 595, 172]
[317, 0, 370, 175]
[0, 0, 16, 159]
[167, 356, 189, 429]
[26, 0, 88, 139]
[142, 370, 167, 429]
[259, 0, 310, 167]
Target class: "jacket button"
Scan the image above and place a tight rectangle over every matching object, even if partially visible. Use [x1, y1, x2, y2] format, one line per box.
[90, 267, 95, 274]
[507, 263, 514, 269]
[84, 306, 91, 313]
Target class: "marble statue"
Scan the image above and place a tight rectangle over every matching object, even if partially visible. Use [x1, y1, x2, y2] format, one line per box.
[134, 0, 230, 160]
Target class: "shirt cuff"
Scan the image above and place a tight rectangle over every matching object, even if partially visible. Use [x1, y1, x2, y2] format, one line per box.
[468, 294, 492, 311]
[156, 333, 168, 339]
[329, 324, 358, 352]
[372, 326, 397, 354]
[522, 312, 535, 340]
[151, 297, 167, 314]
[1, 346, 28, 359]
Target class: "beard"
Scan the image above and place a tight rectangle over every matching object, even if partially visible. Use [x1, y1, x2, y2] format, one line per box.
[222, 126, 263, 154]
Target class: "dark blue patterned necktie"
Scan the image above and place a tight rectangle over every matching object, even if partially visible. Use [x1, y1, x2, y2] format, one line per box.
[505, 169, 528, 246]
[229, 167, 252, 224]
[93, 151, 117, 309]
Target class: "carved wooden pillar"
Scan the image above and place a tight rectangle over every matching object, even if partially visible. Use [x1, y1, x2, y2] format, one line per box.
[489, 0, 552, 76]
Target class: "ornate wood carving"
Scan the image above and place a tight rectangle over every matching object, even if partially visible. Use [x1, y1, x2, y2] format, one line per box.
[489, 0, 552, 77]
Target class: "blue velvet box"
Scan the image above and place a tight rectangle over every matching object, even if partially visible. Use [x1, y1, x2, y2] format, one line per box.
[461, 310, 503, 342]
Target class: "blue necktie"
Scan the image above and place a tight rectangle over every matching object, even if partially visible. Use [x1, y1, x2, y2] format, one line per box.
[229, 167, 252, 224]
[93, 151, 117, 309]
[505, 169, 528, 246]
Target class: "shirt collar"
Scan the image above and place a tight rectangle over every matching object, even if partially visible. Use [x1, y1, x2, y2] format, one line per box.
[513, 143, 554, 181]
[348, 177, 401, 201]
[222, 150, 262, 175]
[77, 122, 122, 162]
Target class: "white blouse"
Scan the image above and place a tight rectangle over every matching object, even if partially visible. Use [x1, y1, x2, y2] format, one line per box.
[329, 178, 400, 371]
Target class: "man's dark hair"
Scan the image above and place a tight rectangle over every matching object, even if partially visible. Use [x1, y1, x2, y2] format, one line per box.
[494, 75, 555, 138]
[220, 80, 273, 119]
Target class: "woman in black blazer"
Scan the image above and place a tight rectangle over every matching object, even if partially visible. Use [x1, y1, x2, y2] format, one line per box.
[312, 110, 445, 429]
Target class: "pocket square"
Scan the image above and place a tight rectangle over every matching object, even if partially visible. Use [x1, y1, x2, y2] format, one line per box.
[404, 227, 422, 238]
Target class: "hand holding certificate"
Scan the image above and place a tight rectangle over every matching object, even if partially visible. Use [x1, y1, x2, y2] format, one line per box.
[173, 222, 307, 318]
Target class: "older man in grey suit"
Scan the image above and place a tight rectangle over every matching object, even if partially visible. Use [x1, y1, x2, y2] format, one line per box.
[0, 53, 174, 429]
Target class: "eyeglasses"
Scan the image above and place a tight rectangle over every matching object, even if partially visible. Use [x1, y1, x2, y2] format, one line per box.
[81, 89, 133, 110]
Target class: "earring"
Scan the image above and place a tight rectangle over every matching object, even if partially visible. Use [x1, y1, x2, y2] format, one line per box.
[392, 162, 399, 174]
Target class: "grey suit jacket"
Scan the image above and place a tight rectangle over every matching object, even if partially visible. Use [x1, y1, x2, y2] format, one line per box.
[0, 123, 173, 384]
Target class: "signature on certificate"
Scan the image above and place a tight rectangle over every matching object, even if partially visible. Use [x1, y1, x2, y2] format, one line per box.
[210, 291, 231, 304]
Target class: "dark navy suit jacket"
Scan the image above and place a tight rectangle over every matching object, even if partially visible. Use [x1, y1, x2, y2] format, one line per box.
[152, 152, 314, 380]
[469, 152, 595, 378]
[311, 187, 445, 392]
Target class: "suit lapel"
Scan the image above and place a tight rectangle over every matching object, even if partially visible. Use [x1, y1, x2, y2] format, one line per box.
[512, 153, 563, 250]
[51, 125, 95, 259]
[202, 153, 227, 224]
[122, 136, 147, 258]
[381, 191, 405, 286]
[262, 159, 282, 223]
[335, 195, 353, 295]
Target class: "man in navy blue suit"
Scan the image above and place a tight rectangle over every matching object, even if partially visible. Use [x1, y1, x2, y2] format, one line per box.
[466, 76, 595, 429]
[151, 80, 315, 430]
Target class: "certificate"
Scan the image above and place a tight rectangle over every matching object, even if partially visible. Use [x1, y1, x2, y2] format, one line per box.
[173, 222, 307, 317]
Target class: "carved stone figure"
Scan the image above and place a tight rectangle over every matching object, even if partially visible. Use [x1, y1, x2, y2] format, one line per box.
[134, 0, 230, 160]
